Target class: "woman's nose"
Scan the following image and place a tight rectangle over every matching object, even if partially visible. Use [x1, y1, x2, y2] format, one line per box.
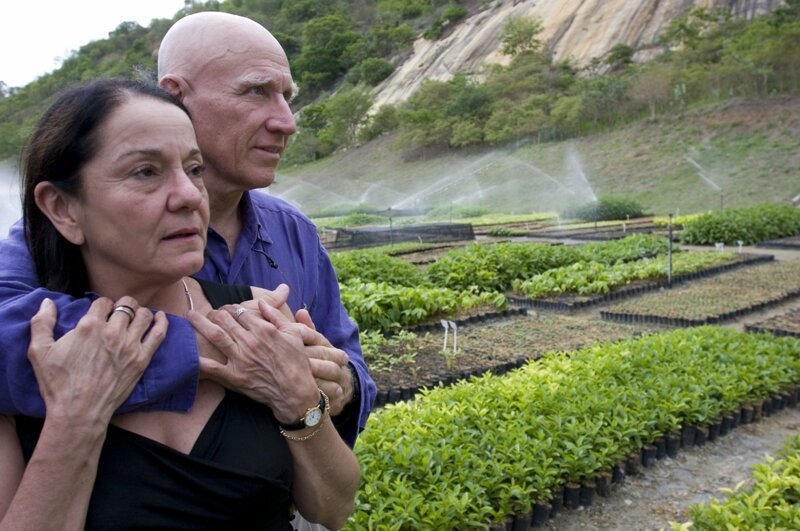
[168, 171, 204, 211]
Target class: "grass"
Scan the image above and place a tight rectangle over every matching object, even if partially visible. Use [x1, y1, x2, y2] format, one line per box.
[276, 96, 800, 217]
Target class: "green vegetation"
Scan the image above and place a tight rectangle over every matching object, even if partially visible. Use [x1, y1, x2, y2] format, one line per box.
[330, 249, 425, 286]
[606, 259, 800, 321]
[348, 327, 800, 528]
[426, 234, 668, 292]
[512, 251, 735, 298]
[340, 280, 504, 332]
[680, 204, 800, 245]
[563, 196, 648, 222]
[673, 433, 800, 529]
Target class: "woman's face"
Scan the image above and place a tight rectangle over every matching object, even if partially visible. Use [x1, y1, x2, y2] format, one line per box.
[68, 95, 209, 291]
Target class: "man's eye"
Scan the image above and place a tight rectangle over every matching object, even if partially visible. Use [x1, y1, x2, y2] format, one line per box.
[187, 164, 205, 177]
[248, 86, 266, 96]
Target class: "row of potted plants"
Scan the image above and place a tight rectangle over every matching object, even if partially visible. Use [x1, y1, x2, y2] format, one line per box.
[345, 327, 800, 529]
[601, 259, 800, 322]
[670, 432, 800, 530]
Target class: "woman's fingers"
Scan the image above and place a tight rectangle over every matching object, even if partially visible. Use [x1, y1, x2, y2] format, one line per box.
[28, 298, 57, 362]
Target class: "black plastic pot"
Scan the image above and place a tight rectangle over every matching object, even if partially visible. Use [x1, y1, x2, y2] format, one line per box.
[563, 483, 581, 509]
[625, 450, 641, 476]
[655, 437, 667, 459]
[612, 463, 626, 485]
[694, 426, 708, 447]
[531, 502, 550, 528]
[512, 511, 531, 531]
[741, 405, 755, 425]
[752, 400, 764, 422]
[681, 425, 696, 448]
[666, 432, 680, 458]
[549, 486, 563, 518]
[580, 480, 595, 507]
[707, 420, 721, 442]
[641, 445, 657, 467]
[595, 471, 612, 497]
[730, 410, 741, 429]
[720, 414, 734, 435]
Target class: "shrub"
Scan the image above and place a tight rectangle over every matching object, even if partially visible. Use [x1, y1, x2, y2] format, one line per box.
[357, 57, 395, 86]
[563, 196, 648, 221]
[331, 250, 426, 286]
[680, 204, 800, 245]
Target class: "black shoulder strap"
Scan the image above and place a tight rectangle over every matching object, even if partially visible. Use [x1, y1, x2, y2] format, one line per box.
[195, 279, 253, 309]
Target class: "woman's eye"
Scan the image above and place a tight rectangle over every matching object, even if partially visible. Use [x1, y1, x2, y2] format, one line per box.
[133, 166, 157, 178]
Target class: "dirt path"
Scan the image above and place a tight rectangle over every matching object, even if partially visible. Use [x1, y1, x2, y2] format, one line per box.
[548, 408, 800, 530]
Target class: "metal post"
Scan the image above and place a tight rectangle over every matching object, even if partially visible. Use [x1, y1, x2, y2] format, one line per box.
[667, 214, 673, 288]
[389, 214, 393, 247]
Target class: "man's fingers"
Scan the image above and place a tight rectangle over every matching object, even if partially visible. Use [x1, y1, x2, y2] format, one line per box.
[254, 299, 284, 325]
[308, 358, 347, 381]
[295, 308, 316, 330]
[305, 345, 348, 366]
[28, 298, 57, 359]
[198, 356, 237, 388]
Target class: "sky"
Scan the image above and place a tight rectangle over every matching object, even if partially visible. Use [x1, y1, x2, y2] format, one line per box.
[1, 0, 187, 88]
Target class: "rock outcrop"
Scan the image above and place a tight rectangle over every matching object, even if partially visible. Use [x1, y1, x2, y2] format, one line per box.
[372, 0, 784, 110]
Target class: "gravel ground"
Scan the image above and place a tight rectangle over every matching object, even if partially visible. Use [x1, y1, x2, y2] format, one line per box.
[547, 408, 800, 530]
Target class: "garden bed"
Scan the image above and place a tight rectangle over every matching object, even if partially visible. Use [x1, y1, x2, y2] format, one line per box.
[745, 306, 800, 338]
[599, 259, 800, 326]
[366, 312, 657, 405]
[757, 234, 800, 250]
[507, 253, 772, 312]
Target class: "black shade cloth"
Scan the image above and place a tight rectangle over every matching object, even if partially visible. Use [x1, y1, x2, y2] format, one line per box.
[16, 280, 294, 530]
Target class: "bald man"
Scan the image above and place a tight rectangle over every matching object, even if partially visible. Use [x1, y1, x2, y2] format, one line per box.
[0, 12, 375, 449]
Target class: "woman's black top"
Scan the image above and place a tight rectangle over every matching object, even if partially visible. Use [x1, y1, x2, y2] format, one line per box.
[16, 280, 294, 530]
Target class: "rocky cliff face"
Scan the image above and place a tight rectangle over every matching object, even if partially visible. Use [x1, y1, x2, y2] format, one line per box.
[372, 0, 784, 110]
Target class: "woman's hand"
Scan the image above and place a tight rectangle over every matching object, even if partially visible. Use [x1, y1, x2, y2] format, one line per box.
[28, 297, 167, 424]
[0, 297, 168, 530]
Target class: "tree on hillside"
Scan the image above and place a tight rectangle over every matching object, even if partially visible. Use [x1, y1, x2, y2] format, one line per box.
[628, 64, 673, 119]
[294, 14, 368, 92]
[500, 15, 544, 56]
[606, 44, 635, 72]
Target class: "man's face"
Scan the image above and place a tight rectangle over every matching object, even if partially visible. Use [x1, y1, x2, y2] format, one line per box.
[185, 39, 297, 194]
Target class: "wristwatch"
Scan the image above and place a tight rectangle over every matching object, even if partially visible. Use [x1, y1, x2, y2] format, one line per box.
[279, 389, 330, 431]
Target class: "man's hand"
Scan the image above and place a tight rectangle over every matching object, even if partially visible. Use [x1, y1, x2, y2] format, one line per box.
[188, 300, 347, 425]
[295, 309, 354, 416]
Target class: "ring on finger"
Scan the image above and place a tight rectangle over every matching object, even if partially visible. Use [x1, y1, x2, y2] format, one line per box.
[112, 305, 135, 323]
[234, 307, 248, 320]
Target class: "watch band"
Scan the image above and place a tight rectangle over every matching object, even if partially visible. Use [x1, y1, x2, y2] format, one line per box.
[278, 390, 328, 431]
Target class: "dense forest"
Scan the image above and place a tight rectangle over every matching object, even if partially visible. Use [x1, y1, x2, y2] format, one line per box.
[1, 0, 799, 165]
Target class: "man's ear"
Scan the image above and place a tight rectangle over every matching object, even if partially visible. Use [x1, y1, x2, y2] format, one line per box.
[160, 74, 187, 101]
[33, 182, 85, 245]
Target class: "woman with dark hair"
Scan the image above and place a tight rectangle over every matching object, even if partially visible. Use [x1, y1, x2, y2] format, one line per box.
[0, 78, 359, 530]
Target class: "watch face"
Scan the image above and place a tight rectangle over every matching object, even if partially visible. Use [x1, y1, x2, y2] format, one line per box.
[305, 408, 323, 427]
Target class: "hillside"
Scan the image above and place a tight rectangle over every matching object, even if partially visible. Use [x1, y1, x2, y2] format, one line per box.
[274, 96, 800, 216]
[373, 0, 784, 110]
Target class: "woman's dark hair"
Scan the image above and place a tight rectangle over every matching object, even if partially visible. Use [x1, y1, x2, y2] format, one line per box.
[22, 77, 191, 296]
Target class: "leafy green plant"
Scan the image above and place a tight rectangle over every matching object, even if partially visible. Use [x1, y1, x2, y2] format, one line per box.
[562, 196, 648, 222]
[347, 328, 800, 528]
[672, 433, 800, 529]
[680, 204, 800, 245]
[360, 329, 419, 375]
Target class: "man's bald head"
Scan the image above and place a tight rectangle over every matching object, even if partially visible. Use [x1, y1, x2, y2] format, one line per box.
[156, 11, 298, 198]
[158, 12, 285, 82]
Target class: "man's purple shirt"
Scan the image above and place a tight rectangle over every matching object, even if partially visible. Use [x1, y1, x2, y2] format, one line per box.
[0, 190, 375, 447]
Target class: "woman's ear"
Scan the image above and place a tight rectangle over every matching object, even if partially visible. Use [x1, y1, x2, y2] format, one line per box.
[33, 182, 85, 245]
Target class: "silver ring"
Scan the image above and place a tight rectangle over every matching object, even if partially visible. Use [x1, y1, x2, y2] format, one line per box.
[234, 307, 248, 320]
[112, 305, 135, 322]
